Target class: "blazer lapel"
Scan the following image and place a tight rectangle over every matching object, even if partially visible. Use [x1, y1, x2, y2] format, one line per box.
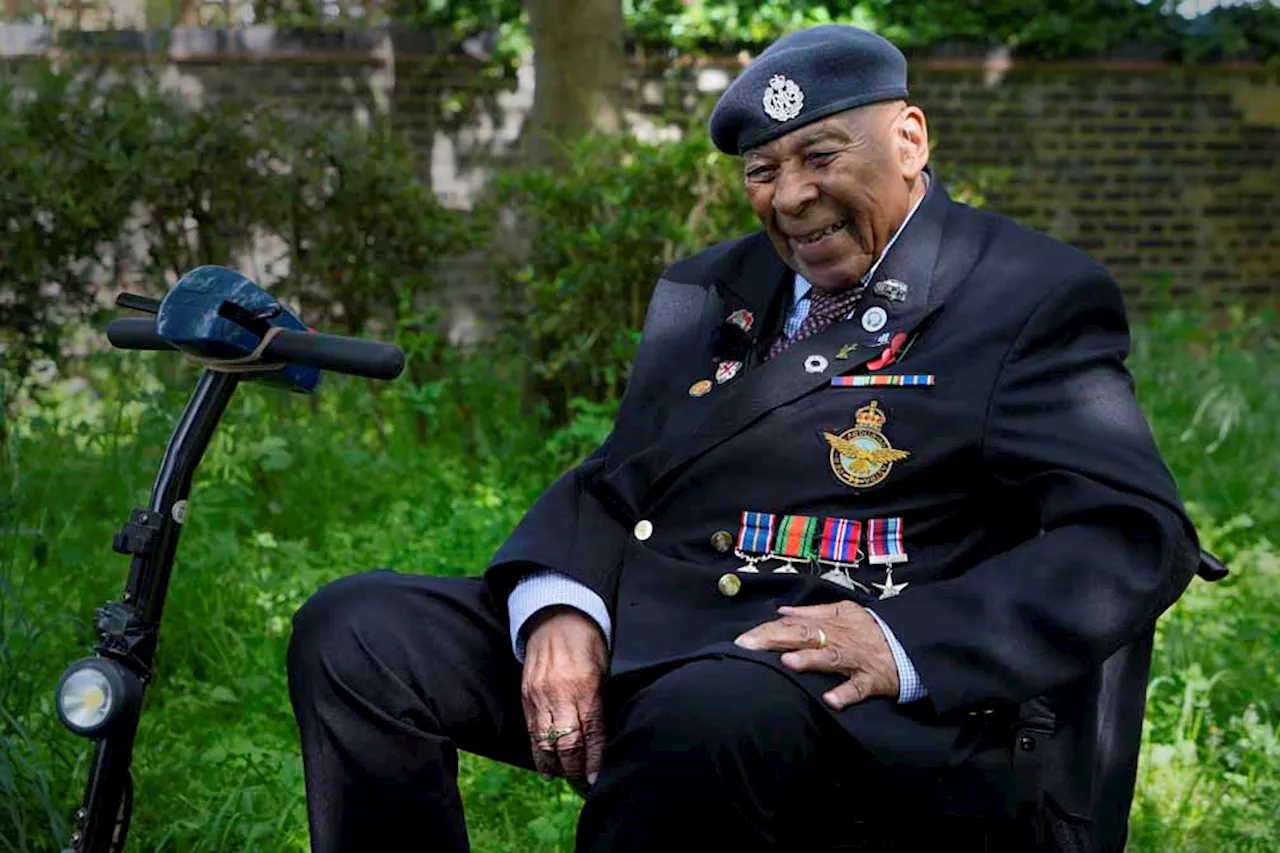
[647, 178, 957, 490]
[711, 234, 793, 367]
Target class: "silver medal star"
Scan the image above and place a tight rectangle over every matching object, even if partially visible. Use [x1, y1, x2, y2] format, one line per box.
[872, 566, 909, 599]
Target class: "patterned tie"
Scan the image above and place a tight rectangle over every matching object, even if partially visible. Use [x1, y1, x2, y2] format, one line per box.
[766, 284, 865, 361]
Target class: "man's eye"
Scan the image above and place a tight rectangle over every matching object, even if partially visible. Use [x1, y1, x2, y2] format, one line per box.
[746, 167, 776, 182]
[807, 151, 836, 166]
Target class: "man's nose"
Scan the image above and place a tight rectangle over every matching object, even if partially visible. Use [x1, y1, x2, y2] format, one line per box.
[773, 167, 819, 216]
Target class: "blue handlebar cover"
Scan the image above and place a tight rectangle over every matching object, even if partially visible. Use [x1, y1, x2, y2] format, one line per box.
[155, 266, 321, 393]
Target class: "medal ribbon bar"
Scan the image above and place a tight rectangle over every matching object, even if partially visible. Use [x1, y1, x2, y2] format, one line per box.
[867, 517, 907, 565]
[736, 511, 776, 554]
[774, 515, 818, 560]
[819, 517, 862, 565]
[831, 374, 934, 387]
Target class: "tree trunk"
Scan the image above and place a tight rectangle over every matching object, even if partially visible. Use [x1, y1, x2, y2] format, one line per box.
[523, 0, 624, 424]
[526, 0, 624, 167]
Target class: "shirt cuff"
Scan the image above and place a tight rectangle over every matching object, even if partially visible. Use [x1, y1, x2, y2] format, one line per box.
[507, 570, 613, 663]
[866, 609, 928, 704]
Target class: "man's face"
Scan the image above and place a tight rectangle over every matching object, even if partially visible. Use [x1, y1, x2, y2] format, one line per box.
[742, 104, 927, 292]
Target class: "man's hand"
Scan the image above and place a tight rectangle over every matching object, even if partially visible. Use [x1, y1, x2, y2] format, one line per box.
[734, 601, 900, 709]
[522, 606, 609, 793]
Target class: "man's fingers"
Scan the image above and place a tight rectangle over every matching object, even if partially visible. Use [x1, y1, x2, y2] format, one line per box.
[530, 735, 559, 779]
[823, 674, 873, 710]
[555, 729, 586, 782]
[581, 704, 607, 785]
[734, 617, 821, 651]
[776, 602, 841, 620]
[525, 699, 576, 779]
[779, 645, 842, 673]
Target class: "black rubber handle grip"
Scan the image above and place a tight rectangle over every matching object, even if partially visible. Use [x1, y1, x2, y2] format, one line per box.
[1197, 549, 1229, 582]
[107, 317, 177, 351]
[268, 328, 405, 380]
[105, 318, 405, 381]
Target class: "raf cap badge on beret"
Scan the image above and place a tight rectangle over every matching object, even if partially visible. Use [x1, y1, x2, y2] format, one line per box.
[709, 24, 909, 155]
[762, 74, 804, 122]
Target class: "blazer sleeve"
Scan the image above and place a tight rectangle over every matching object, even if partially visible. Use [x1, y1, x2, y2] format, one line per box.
[872, 268, 1200, 715]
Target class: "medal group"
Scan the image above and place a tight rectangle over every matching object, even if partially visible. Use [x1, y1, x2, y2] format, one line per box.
[695, 283, 925, 599]
[732, 511, 909, 599]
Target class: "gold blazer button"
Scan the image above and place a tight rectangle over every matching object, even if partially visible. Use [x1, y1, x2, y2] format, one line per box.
[710, 530, 734, 553]
[717, 573, 742, 597]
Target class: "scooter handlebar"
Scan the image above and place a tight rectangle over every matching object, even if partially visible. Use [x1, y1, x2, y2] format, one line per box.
[269, 328, 405, 381]
[105, 318, 405, 381]
[107, 317, 176, 352]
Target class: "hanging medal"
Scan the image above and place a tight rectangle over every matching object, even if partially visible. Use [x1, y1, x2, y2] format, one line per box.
[734, 511, 776, 573]
[867, 517, 909, 598]
[816, 517, 869, 593]
[770, 514, 817, 573]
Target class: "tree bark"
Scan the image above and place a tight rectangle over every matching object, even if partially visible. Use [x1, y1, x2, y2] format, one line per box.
[526, 0, 624, 167]
[521, 0, 625, 424]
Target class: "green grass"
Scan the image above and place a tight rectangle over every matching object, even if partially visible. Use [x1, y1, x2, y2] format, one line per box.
[1, 309, 1277, 852]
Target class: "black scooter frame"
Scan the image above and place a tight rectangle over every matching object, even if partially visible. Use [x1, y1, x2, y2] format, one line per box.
[64, 369, 240, 853]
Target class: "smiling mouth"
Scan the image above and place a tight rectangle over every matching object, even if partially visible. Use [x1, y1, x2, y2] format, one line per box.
[792, 220, 849, 245]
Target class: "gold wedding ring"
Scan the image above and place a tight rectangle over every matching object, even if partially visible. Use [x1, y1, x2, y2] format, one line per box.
[533, 726, 577, 743]
[815, 628, 829, 649]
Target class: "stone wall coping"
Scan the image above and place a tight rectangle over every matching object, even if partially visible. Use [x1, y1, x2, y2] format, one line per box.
[0, 25, 494, 64]
[1, 25, 1276, 71]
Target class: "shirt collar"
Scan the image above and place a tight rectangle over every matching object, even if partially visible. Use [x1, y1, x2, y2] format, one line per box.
[793, 171, 931, 305]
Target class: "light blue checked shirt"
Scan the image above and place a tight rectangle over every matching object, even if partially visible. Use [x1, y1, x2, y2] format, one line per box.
[509, 181, 933, 703]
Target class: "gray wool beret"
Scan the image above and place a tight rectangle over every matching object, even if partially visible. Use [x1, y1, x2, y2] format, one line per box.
[708, 24, 909, 155]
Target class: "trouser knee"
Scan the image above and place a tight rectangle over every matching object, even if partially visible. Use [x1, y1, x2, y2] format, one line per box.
[609, 657, 824, 780]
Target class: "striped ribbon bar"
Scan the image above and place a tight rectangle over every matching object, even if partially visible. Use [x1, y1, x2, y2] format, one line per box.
[774, 515, 818, 559]
[867, 517, 908, 565]
[736, 511, 777, 554]
[818, 517, 863, 565]
[831, 374, 935, 387]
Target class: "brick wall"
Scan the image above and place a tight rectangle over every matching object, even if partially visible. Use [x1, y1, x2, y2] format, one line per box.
[3, 25, 1277, 311]
[632, 53, 1280, 311]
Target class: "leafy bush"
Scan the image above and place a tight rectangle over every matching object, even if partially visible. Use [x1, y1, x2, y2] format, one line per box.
[492, 131, 756, 424]
[0, 63, 477, 407]
[0, 69, 153, 387]
[625, 0, 1280, 59]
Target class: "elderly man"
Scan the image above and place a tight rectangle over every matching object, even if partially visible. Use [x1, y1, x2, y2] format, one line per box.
[287, 24, 1201, 853]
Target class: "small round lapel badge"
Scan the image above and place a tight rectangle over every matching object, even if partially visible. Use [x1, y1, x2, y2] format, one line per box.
[862, 306, 888, 333]
[804, 354, 829, 374]
[689, 379, 713, 397]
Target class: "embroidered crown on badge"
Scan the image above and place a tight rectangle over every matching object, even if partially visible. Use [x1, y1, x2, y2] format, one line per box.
[854, 400, 888, 430]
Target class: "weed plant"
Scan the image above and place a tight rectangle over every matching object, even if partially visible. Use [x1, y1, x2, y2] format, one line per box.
[1, 308, 1276, 852]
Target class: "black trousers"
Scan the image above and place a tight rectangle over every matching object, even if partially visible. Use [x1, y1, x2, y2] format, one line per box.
[286, 569, 1009, 852]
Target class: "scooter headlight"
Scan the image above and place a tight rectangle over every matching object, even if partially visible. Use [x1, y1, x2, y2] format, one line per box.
[55, 658, 141, 738]
[61, 668, 113, 729]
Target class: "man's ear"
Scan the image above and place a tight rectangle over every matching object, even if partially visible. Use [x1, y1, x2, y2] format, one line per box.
[896, 105, 929, 181]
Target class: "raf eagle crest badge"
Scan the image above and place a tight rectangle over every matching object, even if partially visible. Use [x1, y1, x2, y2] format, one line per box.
[762, 75, 804, 123]
[822, 400, 910, 488]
